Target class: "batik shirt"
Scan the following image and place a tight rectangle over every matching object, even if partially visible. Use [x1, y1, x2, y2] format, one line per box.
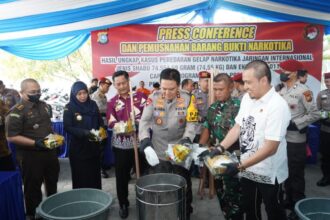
[203, 98, 240, 145]
[107, 92, 147, 149]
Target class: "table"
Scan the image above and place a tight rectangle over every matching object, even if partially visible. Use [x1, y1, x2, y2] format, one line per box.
[0, 171, 25, 220]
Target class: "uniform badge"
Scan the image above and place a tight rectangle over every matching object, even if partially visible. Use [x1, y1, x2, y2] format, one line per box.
[16, 104, 24, 110]
[303, 90, 312, 102]
[33, 124, 39, 129]
[155, 117, 163, 125]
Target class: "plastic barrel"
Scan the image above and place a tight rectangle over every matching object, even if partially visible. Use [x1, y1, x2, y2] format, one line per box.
[295, 197, 330, 220]
[136, 173, 187, 220]
[36, 188, 112, 220]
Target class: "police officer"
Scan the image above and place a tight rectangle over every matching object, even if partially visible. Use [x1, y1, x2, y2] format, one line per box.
[181, 78, 194, 95]
[277, 60, 319, 219]
[192, 71, 209, 142]
[231, 73, 245, 100]
[90, 77, 112, 178]
[5, 78, 59, 219]
[316, 72, 330, 186]
[0, 80, 20, 109]
[139, 68, 197, 220]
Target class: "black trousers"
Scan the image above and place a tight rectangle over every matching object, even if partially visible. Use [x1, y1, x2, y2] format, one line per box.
[241, 178, 287, 220]
[0, 154, 15, 171]
[147, 160, 193, 215]
[113, 147, 135, 208]
[285, 142, 306, 206]
[22, 151, 59, 216]
[320, 130, 330, 178]
[69, 156, 101, 189]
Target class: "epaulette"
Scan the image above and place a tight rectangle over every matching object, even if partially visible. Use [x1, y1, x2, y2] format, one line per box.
[15, 104, 24, 111]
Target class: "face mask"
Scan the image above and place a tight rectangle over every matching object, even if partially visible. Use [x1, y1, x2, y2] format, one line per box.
[28, 94, 41, 103]
[280, 73, 290, 82]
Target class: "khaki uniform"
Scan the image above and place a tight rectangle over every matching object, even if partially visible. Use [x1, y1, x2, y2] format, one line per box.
[316, 89, 330, 179]
[0, 88, 20, 109]
[90, 89, 108, 124]
[279, 82, 319, 143]
[139, 90, 197, 216]
[90, 89, 107, 114]
[317, 89, 330, 132]
[279, 81, 319, 206]
[192, 89, 208, 136]
[139, 90, 197, 160]
[5, 99, 59, 216]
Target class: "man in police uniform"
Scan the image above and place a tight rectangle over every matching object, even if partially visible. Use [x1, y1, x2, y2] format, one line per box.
[0, 80, 20, 109]
[91, 77, 112, 178]
[139, 68, 197, 220]
[192, 71, 209, 142]
[316, 72, 330, 186]
[231, 73, 245, 100]
[277, 59, 319, 219]
[5, 78, 59, 219]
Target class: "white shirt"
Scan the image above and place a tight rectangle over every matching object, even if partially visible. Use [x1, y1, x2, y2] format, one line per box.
[235, 87, 291, 184]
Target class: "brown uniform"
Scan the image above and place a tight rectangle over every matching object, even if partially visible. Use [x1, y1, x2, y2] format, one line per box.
[0, 88, 20, 109]
[0, 99, 15, 170]
[5, 99, 59, 217]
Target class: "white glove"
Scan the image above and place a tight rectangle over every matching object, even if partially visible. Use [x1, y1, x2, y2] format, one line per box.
[144, 146, 159, 166]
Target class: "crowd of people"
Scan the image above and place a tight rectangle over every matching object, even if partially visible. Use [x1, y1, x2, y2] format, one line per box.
[0, 58, 329, 220]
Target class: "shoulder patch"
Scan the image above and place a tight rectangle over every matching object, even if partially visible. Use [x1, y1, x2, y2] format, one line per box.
[146, 97, 153, 106]
[303, 90, 312, 102]
[16, 104, 24, 110]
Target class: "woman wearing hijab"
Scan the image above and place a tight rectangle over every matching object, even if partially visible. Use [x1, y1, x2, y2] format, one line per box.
[64, 81, 103, 189]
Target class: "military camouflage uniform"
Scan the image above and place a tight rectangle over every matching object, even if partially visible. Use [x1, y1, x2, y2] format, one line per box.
[203, 98, 242, 220]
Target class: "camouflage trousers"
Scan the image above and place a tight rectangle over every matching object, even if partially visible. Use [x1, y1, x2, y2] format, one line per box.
[215, 176, 243, 220]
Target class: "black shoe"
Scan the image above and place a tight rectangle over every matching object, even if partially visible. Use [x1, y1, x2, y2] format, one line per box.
[317, 176, 330, 187]
[101, 170, 109, 178]
[287, 211, 299, 220]
[119, 205, 128, 219]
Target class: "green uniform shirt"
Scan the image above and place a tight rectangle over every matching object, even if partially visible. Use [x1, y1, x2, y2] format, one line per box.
[203, 98, 240, 145]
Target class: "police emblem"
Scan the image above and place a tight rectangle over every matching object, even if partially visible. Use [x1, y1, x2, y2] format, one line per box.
[304, 25, 319, 40]
[97, 31, 108, 44]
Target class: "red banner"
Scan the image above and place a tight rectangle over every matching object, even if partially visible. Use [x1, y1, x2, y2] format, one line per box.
[92, 22, 323, 95]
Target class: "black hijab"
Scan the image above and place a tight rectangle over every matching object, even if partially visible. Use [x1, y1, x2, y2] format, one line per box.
[69, 81, 97, 115]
